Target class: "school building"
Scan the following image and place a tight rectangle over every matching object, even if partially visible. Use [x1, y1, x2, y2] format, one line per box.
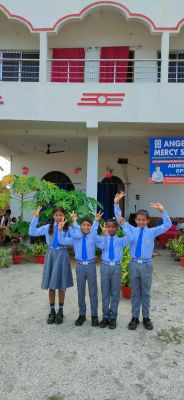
[0, 0, 184, 219]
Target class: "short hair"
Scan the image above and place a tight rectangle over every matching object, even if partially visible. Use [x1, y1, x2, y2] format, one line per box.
[106, 218, 118, 227]
[5, 208, 11, 215]
[135, 209, 150, 220]
[80, 216, 92, 226]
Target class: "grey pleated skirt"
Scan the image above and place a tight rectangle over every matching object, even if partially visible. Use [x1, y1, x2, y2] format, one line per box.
[41, 247, 73, 290]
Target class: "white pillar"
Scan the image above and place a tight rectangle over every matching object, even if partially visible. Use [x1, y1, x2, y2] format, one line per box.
[39, 32, 48, 83]
[161, 31, 169, 83]
[86, 134, 98, 199]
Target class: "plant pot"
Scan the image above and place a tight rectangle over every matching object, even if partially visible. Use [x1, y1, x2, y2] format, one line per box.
[36, 255, 45, 264]
[179, 257, 184, 268]
[121, 286, 131, 299]
[173, 254, 180, 262]
[12, 255, 23, 264]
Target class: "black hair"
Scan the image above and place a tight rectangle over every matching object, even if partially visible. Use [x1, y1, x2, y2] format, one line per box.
[106, 218, 118, 227]
[135, 209, 150, 220]
[5, 208, 11, 215]
[48, 206, 69, 235]
[80, 216, 92, 226]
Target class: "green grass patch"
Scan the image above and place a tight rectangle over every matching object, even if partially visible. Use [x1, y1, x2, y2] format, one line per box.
[156, 327, 182, 344]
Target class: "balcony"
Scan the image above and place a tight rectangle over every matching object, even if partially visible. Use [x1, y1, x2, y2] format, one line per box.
[1, 56, 184, 84]
[47, 58, 160, 83]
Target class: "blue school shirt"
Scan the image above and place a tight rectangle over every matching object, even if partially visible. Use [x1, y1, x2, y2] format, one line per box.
[59, 221, 99, 261]
[29, 218, 81, 247]
[96, 234, 131, 263]
[114, 204, 172, 260]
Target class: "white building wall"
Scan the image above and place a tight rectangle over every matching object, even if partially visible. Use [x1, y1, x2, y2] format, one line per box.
[2, 0, 184, 31]
[0, 13, 39, 50]
[11, 150, 184, 220]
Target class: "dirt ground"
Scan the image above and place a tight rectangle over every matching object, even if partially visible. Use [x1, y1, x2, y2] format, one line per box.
[0, 249, 184, 400]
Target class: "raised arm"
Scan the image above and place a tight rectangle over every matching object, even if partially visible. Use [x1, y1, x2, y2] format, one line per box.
[95, 223, 108, 250]
[90, 211, 104, 239]
[68, 211, 82, 239]
[150, 203, 172, 237]
[29, 207, 49, 237]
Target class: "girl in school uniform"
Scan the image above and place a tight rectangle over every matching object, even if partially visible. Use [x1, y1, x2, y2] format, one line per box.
[29, 206, 80, 325]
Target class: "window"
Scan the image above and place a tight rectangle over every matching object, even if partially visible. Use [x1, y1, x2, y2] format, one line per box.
[157, 51, 184, 83]
[0, 51, 39, 82]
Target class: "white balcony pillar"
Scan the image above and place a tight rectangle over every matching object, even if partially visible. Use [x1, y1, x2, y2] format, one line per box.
[161, 31, 170, 83]
[86, 134, 98, 199]
[39, 32, 48, 83]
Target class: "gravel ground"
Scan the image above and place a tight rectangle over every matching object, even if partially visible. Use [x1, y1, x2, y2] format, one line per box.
[0, 250, 184, 400]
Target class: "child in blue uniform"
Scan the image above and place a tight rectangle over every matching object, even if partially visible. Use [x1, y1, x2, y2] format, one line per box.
[114, 192, 172, 330]
[59, 211, 103, 327]
[29, 206, 80, 325]
[96, 219, 132, 329]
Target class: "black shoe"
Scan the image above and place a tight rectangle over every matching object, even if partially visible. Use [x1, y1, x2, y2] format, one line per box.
[109, 319, 117, 329]
[99, 319, 109, 328]
[143, 318, 153, 330]
[92, 316, 99, 327]
[75, 315, 86, 326]
[55, 311, 63, 325]
[128, 317, 139, 330]
[47, 309, 56, 324]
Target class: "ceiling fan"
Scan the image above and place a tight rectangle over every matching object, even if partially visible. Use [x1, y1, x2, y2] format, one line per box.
[46, 144, 65, 154]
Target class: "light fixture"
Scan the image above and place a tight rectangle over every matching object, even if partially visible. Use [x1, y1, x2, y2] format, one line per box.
[22, 166, 29, 175]
[105, 166, 113, 179]
[73, 167, 82, 174]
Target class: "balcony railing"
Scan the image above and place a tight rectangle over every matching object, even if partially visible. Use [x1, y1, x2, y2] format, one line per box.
[47, 58, 161, 83]
[0, 57, 40, 82]
[1, 56, 184, 83]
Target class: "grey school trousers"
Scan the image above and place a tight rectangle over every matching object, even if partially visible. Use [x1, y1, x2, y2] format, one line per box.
[100, 262, 121, 320]
[128, 260, 153, 318]
[76, 262, 98, 317]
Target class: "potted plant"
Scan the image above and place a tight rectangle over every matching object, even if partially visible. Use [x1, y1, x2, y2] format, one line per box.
[121, 246, 132, 299]
[166, 238, 180, 261]
[11, 242, 33, 264]
[176, 237, 184, 267]
[34, 243, 47, 264]
[166, 238, 177, 255]
[0, 248, 12, 269]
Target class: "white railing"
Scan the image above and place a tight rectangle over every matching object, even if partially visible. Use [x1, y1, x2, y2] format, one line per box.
[47, 58, 161, 83]
[0, 58, 40, 82]
[1, 57, 184, 83]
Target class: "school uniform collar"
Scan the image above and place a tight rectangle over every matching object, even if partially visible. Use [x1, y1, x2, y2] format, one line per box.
[137, 226, 148, 231]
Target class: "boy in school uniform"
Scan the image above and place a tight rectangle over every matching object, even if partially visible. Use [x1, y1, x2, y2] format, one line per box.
[96, 219, 132, 329]
[114, 192, 172, 331]
[59, 211, 103, 327]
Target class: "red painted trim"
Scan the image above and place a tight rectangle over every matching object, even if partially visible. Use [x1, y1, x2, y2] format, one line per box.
[1, 1, 184, 32]
[0, 3, 35, 31]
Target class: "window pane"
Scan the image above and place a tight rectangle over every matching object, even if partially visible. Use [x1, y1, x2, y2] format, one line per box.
[21, 52, 39, 82]
[2, 52, 20, 81]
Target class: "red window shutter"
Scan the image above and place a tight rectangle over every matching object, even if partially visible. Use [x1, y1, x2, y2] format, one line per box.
[100, 46, 129, 83]
[51, 48, 85, 82]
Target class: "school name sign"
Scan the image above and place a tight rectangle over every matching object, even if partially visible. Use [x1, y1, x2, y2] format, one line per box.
[149, 137, 184, 184]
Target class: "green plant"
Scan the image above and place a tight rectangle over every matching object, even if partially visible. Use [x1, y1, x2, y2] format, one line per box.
[176, 239, 184, 257]
[166, 238, 180, 253]
[0, 248, 12, 268]
[34, 242, 47, 255]
[120, 246, 132, 287]
[12, 242, 33, 256]
[0, 175, 102, 224]
[10, 220, 30, 240]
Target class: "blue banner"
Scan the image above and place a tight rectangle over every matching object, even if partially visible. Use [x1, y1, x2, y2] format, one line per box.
[149, 137, 184, 184]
